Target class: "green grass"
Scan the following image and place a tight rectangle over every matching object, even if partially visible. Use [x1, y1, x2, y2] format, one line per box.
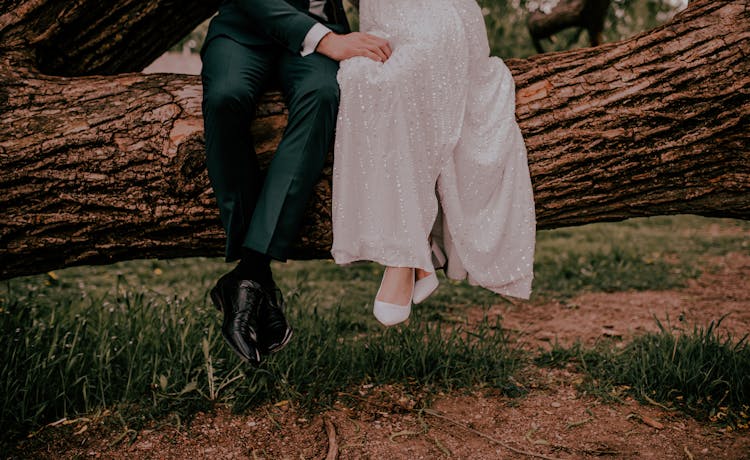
[533, 215, 748, 298]
[1, 215, 748, 446]
[537, 316, 750, 428]
[0, 278, 522, 447]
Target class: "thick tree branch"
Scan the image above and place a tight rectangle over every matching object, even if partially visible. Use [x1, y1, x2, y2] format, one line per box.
[0, 0, 221, 75]
[1, 0, 748, 279]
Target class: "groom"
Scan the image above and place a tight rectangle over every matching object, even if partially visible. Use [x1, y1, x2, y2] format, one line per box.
[201, 0, 390, 364]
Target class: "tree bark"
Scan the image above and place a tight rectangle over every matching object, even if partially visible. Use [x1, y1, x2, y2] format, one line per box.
[0, 0, 222, 75]
[1, 0, 748, 280]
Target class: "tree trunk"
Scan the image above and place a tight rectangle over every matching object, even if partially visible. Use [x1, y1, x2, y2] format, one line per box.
[1, 0, 748, 280]
[0, 0, 222, 75]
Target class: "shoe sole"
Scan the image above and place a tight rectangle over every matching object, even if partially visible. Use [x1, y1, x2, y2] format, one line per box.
[210, 287, 261, 365]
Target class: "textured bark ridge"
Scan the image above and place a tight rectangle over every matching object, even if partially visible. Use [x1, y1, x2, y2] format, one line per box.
[0, 0, 222, 75]
[1, 0, 749, 279]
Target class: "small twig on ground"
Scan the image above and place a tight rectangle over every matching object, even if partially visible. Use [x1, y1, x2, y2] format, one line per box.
[550, 442, 627, 456]
[430, 435, 453, 457]
[344, 414, 362, 434]
[324, 418, 338, 460]
[389, 430, 422, 442]
[565, 417, 593, 429]
[108, 428, 137, 447]
[265, 408, 283, 431]
[423, 409, 562, 460]
[626, 412, 664, 429]
[642, 394, 675, 412]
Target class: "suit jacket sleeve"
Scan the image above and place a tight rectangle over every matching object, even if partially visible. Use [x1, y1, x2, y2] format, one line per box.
[232, 0, 319, 54]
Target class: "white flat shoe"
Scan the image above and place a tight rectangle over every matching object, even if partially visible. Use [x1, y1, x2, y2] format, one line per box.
[373, 268, 414, 327]
[413, 272, 438, 304]
[413, 242, 447, 304]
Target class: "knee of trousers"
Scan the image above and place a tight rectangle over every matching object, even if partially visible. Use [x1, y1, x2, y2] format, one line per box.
[292, 79, 340, 113]
[202, 84, 257, 121]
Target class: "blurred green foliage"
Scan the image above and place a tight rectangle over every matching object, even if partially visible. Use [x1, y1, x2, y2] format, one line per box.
[170, 0, 687, 58]
[479, 0, 687, 58]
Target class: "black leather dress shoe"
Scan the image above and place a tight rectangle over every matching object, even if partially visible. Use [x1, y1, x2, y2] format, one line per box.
[257, 285, 293, 354]
[209, 273, 265, 365]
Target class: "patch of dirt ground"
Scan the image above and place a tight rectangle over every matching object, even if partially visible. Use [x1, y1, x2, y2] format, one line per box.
[488, 251, 750, 350]
[18, 253, 750, 459]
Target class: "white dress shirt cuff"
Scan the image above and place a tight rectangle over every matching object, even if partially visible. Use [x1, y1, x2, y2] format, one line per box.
[301, 23, 332, 57]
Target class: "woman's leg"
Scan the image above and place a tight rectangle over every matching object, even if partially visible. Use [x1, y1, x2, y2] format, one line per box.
[373, 265, 415, 326]
[375, 266, 415, 306]
[376, 266, 435, 303]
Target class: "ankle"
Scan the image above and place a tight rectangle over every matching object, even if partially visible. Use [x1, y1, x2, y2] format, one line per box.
[415, 268, 433, 280]
[233, 248, 273, 286]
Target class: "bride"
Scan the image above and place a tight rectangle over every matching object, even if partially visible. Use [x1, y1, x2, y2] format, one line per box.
[331, 0, 536, 326]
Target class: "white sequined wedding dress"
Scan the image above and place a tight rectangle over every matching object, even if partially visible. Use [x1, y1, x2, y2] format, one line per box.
[330, 0, 536, 299]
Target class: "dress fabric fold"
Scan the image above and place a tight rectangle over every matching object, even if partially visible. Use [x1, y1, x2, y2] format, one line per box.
[331, 0, 536, 299]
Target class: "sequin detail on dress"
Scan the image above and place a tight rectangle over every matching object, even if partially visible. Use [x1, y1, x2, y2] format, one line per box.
[331, 0, 536, 299]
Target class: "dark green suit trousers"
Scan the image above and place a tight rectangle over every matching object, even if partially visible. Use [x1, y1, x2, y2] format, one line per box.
[201, 0, 348, 262]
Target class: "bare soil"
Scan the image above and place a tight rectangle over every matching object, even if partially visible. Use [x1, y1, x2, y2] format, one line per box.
[19, 252, 750, 459]
[487, 251, 750, 350]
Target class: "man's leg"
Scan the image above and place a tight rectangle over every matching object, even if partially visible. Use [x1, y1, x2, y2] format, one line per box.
[201, 37, 277, 364]
[242, 51, 341, 260]
[201, 37, 275, 264]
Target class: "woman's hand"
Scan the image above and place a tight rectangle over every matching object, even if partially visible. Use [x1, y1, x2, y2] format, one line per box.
[316, 32, 392, 62]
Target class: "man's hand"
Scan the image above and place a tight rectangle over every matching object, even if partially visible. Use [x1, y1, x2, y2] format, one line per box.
[316, 32, 392, 62]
